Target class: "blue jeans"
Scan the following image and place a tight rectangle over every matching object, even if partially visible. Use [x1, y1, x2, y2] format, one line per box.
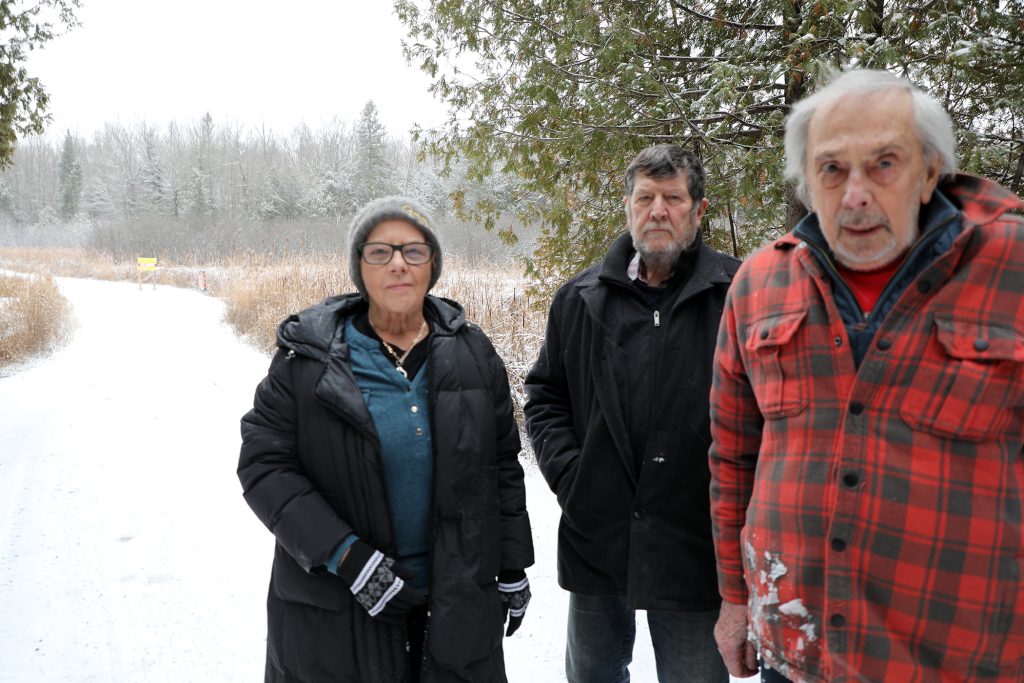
[565, 592, 728, 683]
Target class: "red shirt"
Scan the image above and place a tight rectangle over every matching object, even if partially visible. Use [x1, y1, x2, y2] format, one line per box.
[835, 259, 902, 316]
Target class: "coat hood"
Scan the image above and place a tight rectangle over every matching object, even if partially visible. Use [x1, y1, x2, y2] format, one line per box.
[276, 292, 468, 361]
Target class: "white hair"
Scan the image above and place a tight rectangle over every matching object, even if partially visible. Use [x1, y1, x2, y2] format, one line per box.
[783, 68, 957, 208]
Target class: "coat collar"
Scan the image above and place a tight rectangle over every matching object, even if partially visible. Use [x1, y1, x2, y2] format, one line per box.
[581, 232, 735, 315]
[276, 292, 467, 440]
[595, 231, 734, 289]
[276, 292, 467, 360]
[940, 172, 1024, 227]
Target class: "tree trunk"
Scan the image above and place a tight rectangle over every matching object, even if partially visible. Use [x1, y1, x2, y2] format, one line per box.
[1011, 146, 1024, 197]
[785, 184, 808, 231]
[727, 200, 740, 257]
[782, 0, 808, 232]
[870, 0, 884, 42]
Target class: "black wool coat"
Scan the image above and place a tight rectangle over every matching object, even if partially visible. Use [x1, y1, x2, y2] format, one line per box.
[238, 293, 534, 683]
[524, 233, 739, 611]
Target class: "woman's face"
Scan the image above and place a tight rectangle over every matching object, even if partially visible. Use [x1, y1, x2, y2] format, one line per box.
[360, 219, 433, 318]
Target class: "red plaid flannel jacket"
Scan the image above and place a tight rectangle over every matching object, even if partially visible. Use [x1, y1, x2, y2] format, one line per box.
[711, 174, 1024, 682]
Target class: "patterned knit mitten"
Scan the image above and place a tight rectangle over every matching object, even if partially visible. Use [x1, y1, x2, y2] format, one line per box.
[498, 570, 531, 636]
[337, 540, 426, 624]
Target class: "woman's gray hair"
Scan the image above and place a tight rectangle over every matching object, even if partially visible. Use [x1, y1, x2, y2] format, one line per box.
[783, 68, 957, 208]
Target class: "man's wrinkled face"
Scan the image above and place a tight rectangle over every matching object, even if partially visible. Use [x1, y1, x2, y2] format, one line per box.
[804, 89, 941, 271]
[625, 172, 708, 262]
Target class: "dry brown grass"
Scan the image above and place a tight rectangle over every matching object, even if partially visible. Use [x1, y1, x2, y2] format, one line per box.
[0, 272, 73, 369]
[0, 246, 131, 280]
[0, 246, 221, 291]
[223, 252, 548, 419]
[432, 259, 547, 415]
[0, 248, 549, 419]
[222, 252, 354, 352]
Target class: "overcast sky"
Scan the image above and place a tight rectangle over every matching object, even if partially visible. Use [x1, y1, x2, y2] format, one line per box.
[26, 0, 450, 140]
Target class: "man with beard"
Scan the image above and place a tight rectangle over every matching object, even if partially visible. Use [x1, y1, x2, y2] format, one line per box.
[525, 144, 739, 682]
[711, 69, 1024, 682]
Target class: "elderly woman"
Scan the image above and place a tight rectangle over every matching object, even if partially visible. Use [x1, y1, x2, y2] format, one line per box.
[238, 196, 534, 683]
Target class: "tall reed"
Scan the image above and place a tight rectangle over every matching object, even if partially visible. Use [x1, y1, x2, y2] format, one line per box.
[224, 252, 548, 423]
[0, 247, 550, 426]
[0, 272, 72, 369]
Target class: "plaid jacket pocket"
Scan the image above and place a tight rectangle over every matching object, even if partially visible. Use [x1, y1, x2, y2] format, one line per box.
[901, 315, 1024, 441]
[745, 308, 809, 418]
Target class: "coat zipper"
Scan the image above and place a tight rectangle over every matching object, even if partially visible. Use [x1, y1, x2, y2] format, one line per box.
[653, 310, 660, 327]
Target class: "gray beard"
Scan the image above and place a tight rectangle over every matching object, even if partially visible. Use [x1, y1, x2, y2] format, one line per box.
[634, 239, 683, 275]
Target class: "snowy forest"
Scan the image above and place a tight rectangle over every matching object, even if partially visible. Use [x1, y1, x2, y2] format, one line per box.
[0, 101, 537, 263]
[0, 1, 1022, 293]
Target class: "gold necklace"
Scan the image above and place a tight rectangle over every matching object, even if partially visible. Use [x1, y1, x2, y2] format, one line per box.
[379, 320, 428, 379]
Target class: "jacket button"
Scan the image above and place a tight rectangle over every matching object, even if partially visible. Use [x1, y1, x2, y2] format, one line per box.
[833, 336, 842, 347]
[830, 614, 846, 628]
[415, 427, 424, 436]
[633, 509, 645, 520]
[410, 405, 419, 413]
[831, 537, 847, 552]
[842, 471, 860, 488]
[974, 338, 989, 352]
[876, 338, 891, 350]
[849, 401, 864, 415]
[917, 280, 933, 294]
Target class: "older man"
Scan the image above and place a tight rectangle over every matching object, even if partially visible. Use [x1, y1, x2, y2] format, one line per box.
[526, 144, 739, 682]
[711, 69, 1024, 682]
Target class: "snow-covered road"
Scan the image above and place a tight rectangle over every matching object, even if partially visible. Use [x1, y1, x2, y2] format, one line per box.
[0, 278, 272, 682]
[0, 277, 748, 682]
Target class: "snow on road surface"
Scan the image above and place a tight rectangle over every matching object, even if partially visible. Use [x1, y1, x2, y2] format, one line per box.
[0, 278, 272, 682]
[0, 276, 749, 682]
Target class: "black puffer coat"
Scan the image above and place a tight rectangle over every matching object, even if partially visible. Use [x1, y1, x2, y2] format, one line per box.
[525, 233, 739, 611]
[238, 293, 534, 683]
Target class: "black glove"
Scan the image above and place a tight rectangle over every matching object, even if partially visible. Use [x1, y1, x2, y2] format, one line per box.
[337, 540, 426, 624]
[498, 570, 531, 636]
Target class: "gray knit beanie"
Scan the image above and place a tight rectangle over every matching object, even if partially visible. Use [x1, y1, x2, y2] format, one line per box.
[347, 196, 443, 301]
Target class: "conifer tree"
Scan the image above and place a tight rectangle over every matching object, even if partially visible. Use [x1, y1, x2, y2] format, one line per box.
[0, 0, 79, 166]
[57, 130, 81, 220]
[350, 101, 396, 208]
[397, 0, 1024, 292]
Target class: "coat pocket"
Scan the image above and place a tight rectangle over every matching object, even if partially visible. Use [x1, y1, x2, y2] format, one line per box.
[428, 548, 504, 668]
[270, 543, 351, 612]
[900, 315, 1024, 441]
[744, 308, 809, 418]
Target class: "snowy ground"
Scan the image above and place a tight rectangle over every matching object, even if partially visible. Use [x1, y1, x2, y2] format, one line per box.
[0, 277, 751, 682]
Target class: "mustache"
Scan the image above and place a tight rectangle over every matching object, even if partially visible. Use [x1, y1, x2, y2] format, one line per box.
[641, 222, 673, 232]
[836, 210, 890, 228]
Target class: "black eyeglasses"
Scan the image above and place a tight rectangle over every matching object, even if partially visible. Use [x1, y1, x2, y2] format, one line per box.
[359, 242, 434, 266]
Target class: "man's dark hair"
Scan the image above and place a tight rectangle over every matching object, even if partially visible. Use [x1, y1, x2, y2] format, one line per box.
[624, 144, 705, 204]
